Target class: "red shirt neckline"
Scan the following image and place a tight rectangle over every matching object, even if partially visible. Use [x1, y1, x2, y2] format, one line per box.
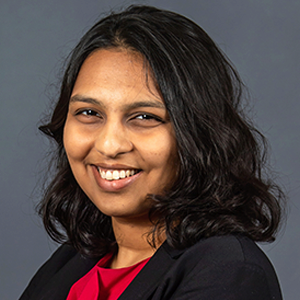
[66, 253, 151, 300]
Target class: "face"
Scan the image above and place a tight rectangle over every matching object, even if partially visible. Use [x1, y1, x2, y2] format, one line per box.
[63, 49, 178, 221]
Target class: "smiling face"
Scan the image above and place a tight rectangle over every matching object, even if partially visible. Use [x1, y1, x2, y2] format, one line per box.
[63, 49, 178, 221]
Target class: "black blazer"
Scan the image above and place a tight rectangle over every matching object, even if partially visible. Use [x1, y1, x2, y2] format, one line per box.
[19, 235, 282, 300]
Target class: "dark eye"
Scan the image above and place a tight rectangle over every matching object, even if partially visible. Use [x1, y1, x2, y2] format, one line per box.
[74, 108, 103, 124]
[134, 114, 164, 123]
[129, 113, 164, 128]
[135, 114, 156, 120]
[79, 109, 100, 117]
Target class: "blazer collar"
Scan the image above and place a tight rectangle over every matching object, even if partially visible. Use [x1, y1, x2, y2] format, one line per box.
[30, 241, 184, 300]
[119, 241, 186, 300]
[33, 251, 99, 300]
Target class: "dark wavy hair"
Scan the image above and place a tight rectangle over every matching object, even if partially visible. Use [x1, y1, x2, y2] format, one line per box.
[38, 5, 283, 257]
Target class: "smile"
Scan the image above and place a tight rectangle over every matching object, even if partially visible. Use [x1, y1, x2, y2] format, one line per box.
[97, 167, 140, 181]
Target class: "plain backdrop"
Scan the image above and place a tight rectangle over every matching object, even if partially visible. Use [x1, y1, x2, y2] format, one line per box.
[0, 0, 299, 299]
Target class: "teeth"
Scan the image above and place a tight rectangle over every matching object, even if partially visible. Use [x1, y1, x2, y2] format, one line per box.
[98, 168, 138, 181]
[106, 170, 113, 180]
[112, 170, 119, 180]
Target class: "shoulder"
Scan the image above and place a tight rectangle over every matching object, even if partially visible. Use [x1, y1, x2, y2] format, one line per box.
[155, 235, 282, 300]
[183, 234, 271, 266]
[163, 234, 275, 272]
[19, 244, 99, 300]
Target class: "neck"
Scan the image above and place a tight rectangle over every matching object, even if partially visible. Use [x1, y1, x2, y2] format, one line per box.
[110, 215, 165, 269]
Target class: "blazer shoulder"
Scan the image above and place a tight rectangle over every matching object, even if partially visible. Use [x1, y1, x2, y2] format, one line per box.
[182, 235, 281, 288]
[186, 234, 268, 265]
[190, 234, 279, 275]
[19, 244, 80, 300]
[144, 235, 282, 300]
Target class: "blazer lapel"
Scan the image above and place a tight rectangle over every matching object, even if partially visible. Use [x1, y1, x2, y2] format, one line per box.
[119, 242, 185, 300]
[33, 252, 99, 300]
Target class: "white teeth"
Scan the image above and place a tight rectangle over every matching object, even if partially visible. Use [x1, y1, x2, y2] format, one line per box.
[98, 168, 138, 181]
[112, 170, 119, 180]
[106, 170, 113, 180]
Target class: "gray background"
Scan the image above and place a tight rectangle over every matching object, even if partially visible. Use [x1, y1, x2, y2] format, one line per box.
[0, 0, 299, 299]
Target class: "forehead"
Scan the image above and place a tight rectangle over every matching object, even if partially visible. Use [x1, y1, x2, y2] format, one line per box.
[71, 49, 162, 106]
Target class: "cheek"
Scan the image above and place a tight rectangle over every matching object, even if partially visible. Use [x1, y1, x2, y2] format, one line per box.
[138, 131, 178, 171]
[144, 142, 178, 193]
[63, 119, 93, 161]
[157, 134, 179, 180]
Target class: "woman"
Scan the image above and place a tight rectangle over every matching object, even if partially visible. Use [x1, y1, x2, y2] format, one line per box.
[20, 5, 283, 300]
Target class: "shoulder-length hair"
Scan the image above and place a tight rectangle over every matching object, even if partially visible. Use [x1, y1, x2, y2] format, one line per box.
[38, 5, 283, 257]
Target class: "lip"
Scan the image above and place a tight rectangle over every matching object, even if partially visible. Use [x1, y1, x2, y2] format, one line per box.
[91, 165, 142, 192]
[94, 163, 138, 171]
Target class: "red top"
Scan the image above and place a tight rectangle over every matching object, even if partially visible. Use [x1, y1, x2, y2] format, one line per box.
[66, 253, 150, 300]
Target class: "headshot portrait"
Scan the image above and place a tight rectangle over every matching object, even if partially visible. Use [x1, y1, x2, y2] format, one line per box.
[0, 1, 299, 299]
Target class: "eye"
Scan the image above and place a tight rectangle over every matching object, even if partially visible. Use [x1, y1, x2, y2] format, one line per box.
[135, 114, 157, 120]
[134, 113, 164, 122]
[129, 113, 164, 128]
[74, 108, 103, 124]
[77, 109, 100, 117]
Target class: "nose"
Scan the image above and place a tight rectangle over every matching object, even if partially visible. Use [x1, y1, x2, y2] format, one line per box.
[94, 120, 133, 158]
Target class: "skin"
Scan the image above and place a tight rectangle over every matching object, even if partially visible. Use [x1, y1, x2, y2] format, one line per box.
[63, 49, 178, 268]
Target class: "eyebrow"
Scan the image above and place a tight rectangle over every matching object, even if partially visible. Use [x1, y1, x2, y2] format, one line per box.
[70, 95, 106, 107]
[69, 95, 166, 110]
[123, 100, 165, 110]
